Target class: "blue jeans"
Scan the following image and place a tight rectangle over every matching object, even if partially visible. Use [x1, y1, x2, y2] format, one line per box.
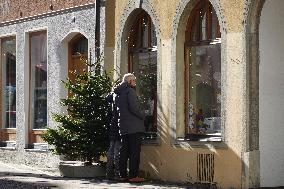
[106, 140, 121, 178]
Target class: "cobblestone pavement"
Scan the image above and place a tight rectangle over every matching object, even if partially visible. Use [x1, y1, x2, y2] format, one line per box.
[0, 162, 198, 189]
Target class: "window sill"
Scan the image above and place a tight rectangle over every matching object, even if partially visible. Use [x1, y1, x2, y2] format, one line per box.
[25, 143, 49, 152]
[141, 132, 160, 146]
[32, 129, 47, 131]
[173, 138, 228, 149]
[0, 141, 16, 148]
[1, 128, 16, 130]
[25, 148, 49, 153]
[142, 138, 161, 146]
[0, 146, 16, 150]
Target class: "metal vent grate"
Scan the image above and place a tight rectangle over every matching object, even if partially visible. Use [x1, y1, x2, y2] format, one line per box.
[197, 153, 215, 183]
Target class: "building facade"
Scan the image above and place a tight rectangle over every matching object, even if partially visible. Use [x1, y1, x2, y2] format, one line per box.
[0, 0, 103, 170]
[0, 0, 283, 188]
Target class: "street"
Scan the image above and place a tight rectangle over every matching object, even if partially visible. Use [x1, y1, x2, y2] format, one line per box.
[0, 162, 199, 189]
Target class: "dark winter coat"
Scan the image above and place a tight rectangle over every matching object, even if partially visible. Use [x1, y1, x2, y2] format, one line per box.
[106, 92, 120, 141]
[114, 82, 145, 135]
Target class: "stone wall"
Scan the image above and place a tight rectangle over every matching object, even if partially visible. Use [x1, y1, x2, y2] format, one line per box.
[0, 0, 95, 23]
[0, 4, 100, 169]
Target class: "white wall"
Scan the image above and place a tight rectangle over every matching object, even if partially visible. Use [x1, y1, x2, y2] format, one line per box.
[259, 0, 284, 187]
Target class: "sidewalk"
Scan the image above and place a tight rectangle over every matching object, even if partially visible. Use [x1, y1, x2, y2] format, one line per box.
[0, 162, 199, 189]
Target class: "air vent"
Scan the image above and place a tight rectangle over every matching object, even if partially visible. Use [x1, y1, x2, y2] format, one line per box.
[197, 153, 215, 183]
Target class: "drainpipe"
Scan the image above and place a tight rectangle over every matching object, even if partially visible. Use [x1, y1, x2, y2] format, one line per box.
[95, 0, 101, 60]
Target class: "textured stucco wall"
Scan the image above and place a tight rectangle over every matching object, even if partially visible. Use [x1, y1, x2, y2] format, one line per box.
[104, 0, 115, 73]
[114, 0, 248, 188]
[114, 0, 246, 41]
[0, 5, 99, 168]
[259, 0, 284, 186]
[0, 0, 95, 23]
[0, 0, 256, 187]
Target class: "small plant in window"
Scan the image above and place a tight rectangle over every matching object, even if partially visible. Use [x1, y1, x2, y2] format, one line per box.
[42, 53, 113, 165]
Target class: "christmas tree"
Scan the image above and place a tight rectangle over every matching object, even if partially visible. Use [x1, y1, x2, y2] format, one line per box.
[42, 54, 113, 165]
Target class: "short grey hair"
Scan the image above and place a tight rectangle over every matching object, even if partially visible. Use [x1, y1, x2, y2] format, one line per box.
[123, 73, 136, 83]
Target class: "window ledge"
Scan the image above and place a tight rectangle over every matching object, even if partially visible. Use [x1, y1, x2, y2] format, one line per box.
[172, 138, 228, 149]
[0, 147, 16, 150]
[142, 138, 161, 146]
[25, 143, 49, 152]
[25, 148, 50, 153]
[32, 129, 47, 131]
[0, 141, 16, 148]
[1, 128, 16, 130]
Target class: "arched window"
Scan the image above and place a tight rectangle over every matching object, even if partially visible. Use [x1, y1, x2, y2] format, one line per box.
[68, 34, 88, 87]
[128, 10, 157, 139]
[185, 0, 221, 141]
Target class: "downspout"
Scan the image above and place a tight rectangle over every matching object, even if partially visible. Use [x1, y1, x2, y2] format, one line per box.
[95, 0, 101, 60]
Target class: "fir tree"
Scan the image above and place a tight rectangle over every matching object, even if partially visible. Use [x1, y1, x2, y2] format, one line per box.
[42, 54, 113, 165]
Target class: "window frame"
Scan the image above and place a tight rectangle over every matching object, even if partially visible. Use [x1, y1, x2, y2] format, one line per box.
[184, 0, 222, 141]
[185, 0, 221, 44]
[128, 10, 158, 140]
[28, 30, 48, 135]
[0, 36, 17, 144]
[0, 36, 17, 130]
[68, 34, 88, 87]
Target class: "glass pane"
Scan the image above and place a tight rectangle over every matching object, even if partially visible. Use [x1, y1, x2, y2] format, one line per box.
[151, 23, 157, 47]
[30, 32, 47, 129]
[131, 51, 157, 137]
[201, 12, 207, 40]
[2, 38, 16, 128]
[211, 9, 218, 39]
[129, 14, 156, 49]
[187, 44, 221, 139]
[142, 16, 149, 48]
[72, 36, 88, 55]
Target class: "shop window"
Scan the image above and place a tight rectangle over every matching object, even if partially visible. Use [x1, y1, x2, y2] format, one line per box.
[68, 34, 88, 86]
[0, 37, 16, 145]
[128, 10, 157, 140]
[184, 0, 221, 141]
[30, 31, 47, 131]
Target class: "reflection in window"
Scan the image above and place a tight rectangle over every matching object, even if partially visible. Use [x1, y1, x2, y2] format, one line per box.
[185, 0, 221, 141]
[128, 10, 157, 139]
[68, 34, 88, 92]
[72, 36, 88, 55]
[186, 0, 220, 43]
[30, 32, 47, 129]
[1, 38, 16, 128]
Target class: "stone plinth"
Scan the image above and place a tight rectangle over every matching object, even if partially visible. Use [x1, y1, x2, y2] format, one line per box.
[59, 161, 105, 178]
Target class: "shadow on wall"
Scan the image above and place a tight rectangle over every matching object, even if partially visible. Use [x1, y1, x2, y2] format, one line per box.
[139, 97, 244, 188]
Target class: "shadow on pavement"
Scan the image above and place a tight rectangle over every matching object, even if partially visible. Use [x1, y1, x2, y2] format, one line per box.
[0, 179, 58, 189]
[0, 171, 217, 189]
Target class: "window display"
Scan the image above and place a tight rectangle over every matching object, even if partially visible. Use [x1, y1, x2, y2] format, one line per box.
[185, 0, 221, 141]
[186, 44, 221, 140]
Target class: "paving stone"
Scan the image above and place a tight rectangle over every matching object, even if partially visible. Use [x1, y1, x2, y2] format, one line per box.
[0, 162, 193, 189]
